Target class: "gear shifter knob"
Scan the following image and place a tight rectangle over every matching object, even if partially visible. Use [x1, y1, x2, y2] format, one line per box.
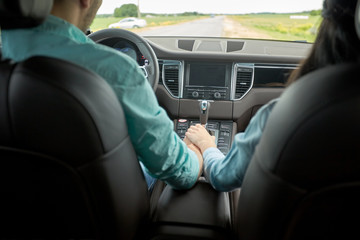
[199, 100, 210, 126]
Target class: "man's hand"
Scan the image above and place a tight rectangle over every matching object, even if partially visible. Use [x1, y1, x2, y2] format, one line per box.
[185, 124, 216, 154]
[184, 136, 203, 178]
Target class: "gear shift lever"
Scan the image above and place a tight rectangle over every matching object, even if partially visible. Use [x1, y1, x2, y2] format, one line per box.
[199, 100, 216, 137]
[199, 100, 210, 126]
[199, 100, 215, 136]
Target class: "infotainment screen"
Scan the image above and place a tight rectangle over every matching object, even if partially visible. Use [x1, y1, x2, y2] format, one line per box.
[189, 63, 227, 87]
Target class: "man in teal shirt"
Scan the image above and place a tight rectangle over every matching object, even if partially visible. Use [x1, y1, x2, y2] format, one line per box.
[1, 0, 203, 190]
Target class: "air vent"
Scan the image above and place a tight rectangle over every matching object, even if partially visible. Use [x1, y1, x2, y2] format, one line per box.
[158, 60, 164, 84]
[163, 65, 180, 97]
[235, 66, 253, 99]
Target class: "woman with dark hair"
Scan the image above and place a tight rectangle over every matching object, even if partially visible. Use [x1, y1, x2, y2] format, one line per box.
[287, 0, 360, 84]
[185, 0, 360, 192]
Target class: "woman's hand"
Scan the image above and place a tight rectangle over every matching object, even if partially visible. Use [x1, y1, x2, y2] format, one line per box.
[185, 124, 216, 153]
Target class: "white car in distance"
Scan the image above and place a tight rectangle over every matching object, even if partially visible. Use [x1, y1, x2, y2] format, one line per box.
[109, 17, 147, 29]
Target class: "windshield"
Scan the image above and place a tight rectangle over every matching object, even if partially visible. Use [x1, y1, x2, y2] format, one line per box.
[92, 0, 323, 43]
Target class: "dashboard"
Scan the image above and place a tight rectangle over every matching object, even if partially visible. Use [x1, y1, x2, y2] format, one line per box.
[95, 34, 311, 154]
[103, 37, 300, 101]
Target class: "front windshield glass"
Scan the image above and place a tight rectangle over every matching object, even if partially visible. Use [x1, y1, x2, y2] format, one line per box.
[92, 0, 324, 43]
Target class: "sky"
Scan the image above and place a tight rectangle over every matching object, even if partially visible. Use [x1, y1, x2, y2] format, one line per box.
[98, 0, 324, 15]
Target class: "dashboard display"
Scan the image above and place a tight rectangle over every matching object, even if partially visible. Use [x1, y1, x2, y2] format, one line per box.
[115, 46, 137, 61]
[188, 63, 227, 87]
[112, 40, 148, 66]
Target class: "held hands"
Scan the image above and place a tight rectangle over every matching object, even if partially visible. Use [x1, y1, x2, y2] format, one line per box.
[183, 124, 217, 179]
[185, 124, 216, 154]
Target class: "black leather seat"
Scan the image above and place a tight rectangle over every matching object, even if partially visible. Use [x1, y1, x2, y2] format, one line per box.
[235, 1, 360, 238]
[0, 56, 150, 239]
[235, 63, 360, 240]
[0, 1, 150, 238]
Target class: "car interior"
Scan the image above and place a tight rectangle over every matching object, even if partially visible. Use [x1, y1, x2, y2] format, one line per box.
[0, 0, 360, 239]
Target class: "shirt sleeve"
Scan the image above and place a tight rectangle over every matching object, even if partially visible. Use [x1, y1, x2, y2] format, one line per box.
[203, 99, 278, 192]
[100, 57, 199, 190]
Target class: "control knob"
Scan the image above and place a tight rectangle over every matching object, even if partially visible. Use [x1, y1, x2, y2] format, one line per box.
[214, 92, 221, 99]
[192, 91, 199, 98]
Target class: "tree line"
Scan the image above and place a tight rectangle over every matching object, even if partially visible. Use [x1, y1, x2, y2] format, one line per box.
[113, 4, 203, 18]
[105, 3, 322, 18]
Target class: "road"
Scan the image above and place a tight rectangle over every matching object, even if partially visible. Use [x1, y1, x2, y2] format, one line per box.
[136, 16, 271, 39]
[138, 16, 224, 37]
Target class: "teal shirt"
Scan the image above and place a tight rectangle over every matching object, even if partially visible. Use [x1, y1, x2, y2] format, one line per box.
[1, 15, 199, 189]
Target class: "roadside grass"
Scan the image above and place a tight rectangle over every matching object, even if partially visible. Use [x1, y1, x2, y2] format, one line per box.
[228, 14, 322, 42]
[90, 17, 119, 31]
[90, 15, 207, 32]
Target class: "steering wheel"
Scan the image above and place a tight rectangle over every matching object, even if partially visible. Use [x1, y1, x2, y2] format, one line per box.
[88, 28, 159, 91]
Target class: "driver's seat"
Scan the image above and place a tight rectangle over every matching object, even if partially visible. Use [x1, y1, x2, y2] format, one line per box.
[0, 1, 150, 239]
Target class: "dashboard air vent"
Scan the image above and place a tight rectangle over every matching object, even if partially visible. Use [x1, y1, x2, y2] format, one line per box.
[158, 60, 164, 84]
[163, 65, 180, 97]
[235, 66, 253, 99]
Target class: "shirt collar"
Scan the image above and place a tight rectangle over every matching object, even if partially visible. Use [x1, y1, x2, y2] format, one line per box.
[35, 15, 93, 44]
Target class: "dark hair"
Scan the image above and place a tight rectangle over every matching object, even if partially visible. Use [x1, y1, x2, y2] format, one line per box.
[287, 0, 360, 85]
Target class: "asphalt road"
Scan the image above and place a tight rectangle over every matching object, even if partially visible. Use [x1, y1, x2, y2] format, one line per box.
[138, 16, 224, 37]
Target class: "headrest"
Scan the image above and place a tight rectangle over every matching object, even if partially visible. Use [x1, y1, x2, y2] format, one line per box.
[0, 0, 53, 29]
[356, 0, 360, 38]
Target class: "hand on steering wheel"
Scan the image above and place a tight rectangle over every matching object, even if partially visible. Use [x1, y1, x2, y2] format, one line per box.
[88, 28, 159, 91]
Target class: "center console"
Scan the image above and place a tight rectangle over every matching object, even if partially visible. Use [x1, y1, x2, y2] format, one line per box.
[151, 61, 245, 240]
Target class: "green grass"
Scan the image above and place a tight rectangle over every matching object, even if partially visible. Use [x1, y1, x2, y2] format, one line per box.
[90, 15, 207, 32]
[229, 14, 322, 42]
[90, 17, 120, 31]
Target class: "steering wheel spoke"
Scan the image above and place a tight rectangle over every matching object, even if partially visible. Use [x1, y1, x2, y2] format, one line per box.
[139, 65, 149, 79]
